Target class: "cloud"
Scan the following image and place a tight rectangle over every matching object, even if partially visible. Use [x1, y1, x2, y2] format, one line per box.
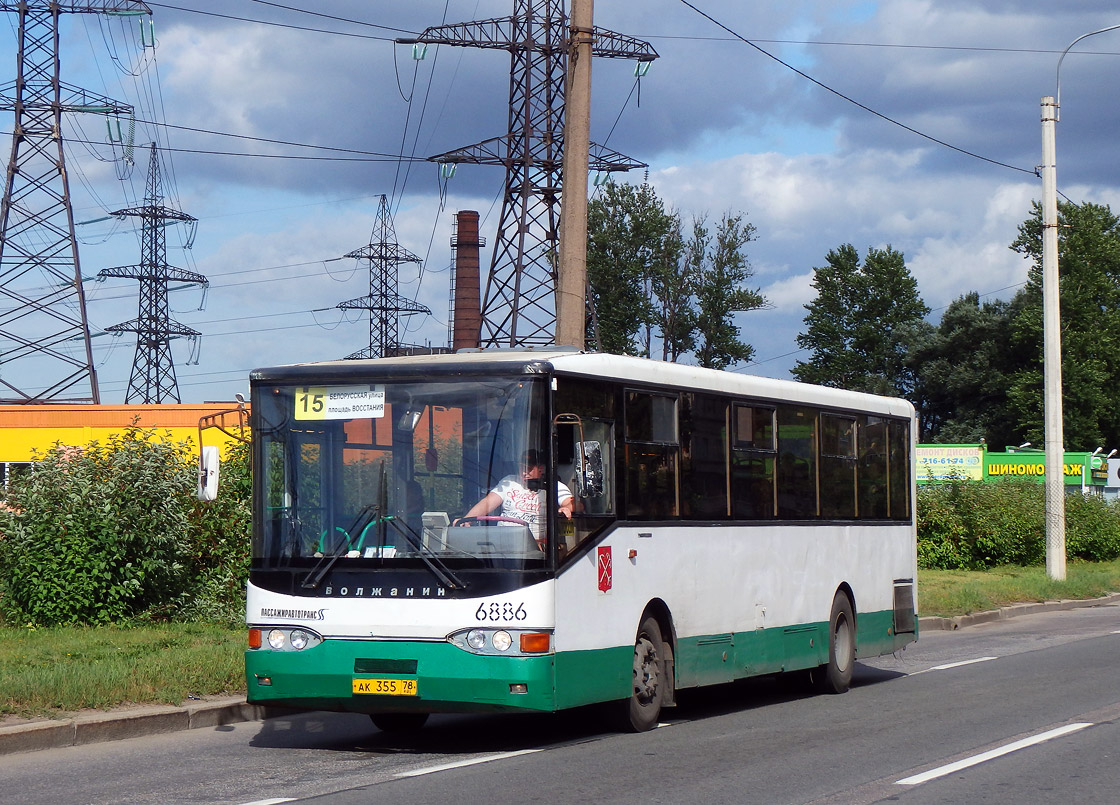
[5, 0, 1120, 400]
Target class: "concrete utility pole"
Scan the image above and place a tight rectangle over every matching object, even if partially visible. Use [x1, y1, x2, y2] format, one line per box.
[1039, 95, 1065, 581]
[555, 0, 593, 349]
[1039, 23, 1120, 580]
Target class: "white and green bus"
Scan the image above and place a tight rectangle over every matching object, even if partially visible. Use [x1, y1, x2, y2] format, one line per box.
[245, 349, 917, 732]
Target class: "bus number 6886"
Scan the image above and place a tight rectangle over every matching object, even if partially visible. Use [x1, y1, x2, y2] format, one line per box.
[476, 601, 527, 622]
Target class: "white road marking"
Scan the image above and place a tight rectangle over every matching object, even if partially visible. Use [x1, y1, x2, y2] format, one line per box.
[895, 722, 1093, 785]
[396, 749, 543, 777]
[906, 656, 998, 676]
[928, 656, 998, 671]
[238, 799, 296, 805]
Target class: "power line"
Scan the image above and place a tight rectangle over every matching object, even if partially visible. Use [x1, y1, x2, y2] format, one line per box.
[245, 0, 415, 35]
[638, 32, 1120, 59]
[125, 116, 422, 159]
[144, 1, 407, 41]
[676, 0, 1035, 176]
[0, 131, 428, 163]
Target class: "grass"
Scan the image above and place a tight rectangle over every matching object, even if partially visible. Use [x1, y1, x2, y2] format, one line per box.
[3, 560, 1119, 720]
[0, 622, 244, 720]
[918, 558, 1120, 618]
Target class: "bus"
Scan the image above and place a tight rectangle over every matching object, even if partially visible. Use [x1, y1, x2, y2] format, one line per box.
[244, 349, 917, 732]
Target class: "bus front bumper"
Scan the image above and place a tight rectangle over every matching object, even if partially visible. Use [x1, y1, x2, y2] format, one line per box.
[246, 637, 557, 715]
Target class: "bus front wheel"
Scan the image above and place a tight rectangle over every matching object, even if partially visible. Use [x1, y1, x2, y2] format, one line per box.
[370, 712, 429, 733]
[621, 616, 666, 732]
[814, 593, 855, 694]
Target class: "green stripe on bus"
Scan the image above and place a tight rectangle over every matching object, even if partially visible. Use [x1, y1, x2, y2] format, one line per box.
[246, 609, 913, 716]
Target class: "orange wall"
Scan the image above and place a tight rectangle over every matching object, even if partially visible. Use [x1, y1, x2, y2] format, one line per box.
[0, 404, 248, 463]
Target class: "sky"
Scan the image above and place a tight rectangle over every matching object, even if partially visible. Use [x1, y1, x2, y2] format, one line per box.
[2, 0, 1120, 404]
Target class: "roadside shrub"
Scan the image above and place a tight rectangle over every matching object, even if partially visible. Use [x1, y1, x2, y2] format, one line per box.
[0, 424, 253, 627]
[0, 427, 195, 625]
[918, 477, 1120, 570]
[968, 478, 1044, 567]
[915, 481, 973, 569]
[1066, 494, 1120, 561]
[181, 440, 252, 626]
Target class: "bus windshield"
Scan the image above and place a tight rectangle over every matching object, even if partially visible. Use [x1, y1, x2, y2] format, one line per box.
[253, 376, 551, 575]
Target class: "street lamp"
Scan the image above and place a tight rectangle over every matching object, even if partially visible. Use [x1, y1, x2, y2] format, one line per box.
[1039, 24, 1120, 580]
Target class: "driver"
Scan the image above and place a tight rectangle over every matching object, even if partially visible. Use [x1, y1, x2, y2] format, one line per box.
[455, 449, 573, 540]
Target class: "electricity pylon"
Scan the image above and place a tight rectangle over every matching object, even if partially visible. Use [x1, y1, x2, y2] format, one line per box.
[0, 0, 150, 403]
[98, 143, 207, 404]
[402, 0, 656, 347]
[337, 195, 430, 359]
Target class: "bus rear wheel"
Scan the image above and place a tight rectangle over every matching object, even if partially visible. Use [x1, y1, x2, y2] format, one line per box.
[622, 615, 666, 732]
[370, 712, 429, 733]
[814, 593, 855, 694]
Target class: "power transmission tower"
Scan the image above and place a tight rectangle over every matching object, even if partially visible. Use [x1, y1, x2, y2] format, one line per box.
[0, 1, 150, 404]
[337, 195, 431, 359]
[402, 0, 657, 348]
[98, 143, 207, 404]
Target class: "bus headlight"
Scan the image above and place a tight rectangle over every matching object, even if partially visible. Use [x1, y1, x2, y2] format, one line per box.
[492, 630, 513, 651]
[289, 629, 310, 650]
[466, 630, 487, 650]
[449, 628, 552, 656]
[252, 627, 323, 652]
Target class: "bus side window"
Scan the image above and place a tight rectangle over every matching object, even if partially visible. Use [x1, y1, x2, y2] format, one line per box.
[859, 417, 890, 518]
[820, 414, 857, 518]
[887, 419, 911, 520]
[776, 405, 818, 519]
[731, 404, 776, 519]
[625, 391, 679, 520]
[681, 393, 729, 519]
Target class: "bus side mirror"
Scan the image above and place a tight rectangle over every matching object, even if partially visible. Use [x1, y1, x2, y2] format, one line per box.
[577, 441, 604, 498]
[198, 445, 220, 501]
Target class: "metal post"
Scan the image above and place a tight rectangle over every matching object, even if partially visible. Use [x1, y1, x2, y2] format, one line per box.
[1040, 95, 1065, 580]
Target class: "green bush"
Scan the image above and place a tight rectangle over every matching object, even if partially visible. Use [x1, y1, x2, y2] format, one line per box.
[918, 477, 1120, 569]
[182, 440, 252, 626]
[1066, 493, 1120, 561]
[968, 479, 1045, 567]
[0, 424, 251, 627]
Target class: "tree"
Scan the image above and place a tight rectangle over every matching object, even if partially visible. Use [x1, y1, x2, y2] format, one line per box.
[587, 183, 766, 367]
[794, 244, 929, 397]
[650, 214, 693, 361]
[908, 292, 1021, 445]
[586, 182, 677, 355]
[691, 212, 768, 370]
[1008, 200, 1120, 450]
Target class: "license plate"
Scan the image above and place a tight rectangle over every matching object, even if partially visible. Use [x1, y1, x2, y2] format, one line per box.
[352, 677, 418, 696]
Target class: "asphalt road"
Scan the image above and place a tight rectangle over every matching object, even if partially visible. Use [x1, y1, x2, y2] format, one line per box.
[1, 602, 1117, 805]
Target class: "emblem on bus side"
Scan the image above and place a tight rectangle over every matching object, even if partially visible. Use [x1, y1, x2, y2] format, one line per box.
[597, 546, 612, 593]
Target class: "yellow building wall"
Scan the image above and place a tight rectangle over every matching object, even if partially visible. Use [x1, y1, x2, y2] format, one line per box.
[0, 404, 248, 463]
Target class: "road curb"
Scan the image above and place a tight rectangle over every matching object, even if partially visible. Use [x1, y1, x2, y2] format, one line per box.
[917, 591, 1120, 631]
[0, 697, 288, 757]
[4, 593, 1119, 756]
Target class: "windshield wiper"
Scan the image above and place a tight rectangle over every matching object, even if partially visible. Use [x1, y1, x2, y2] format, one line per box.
[384, 516, 468, 590]
[300, 504, 378, 589]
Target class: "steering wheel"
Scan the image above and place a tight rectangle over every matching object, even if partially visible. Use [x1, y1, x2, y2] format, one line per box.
[317, 525, 351, 547]
[454, 515, 529, 527]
